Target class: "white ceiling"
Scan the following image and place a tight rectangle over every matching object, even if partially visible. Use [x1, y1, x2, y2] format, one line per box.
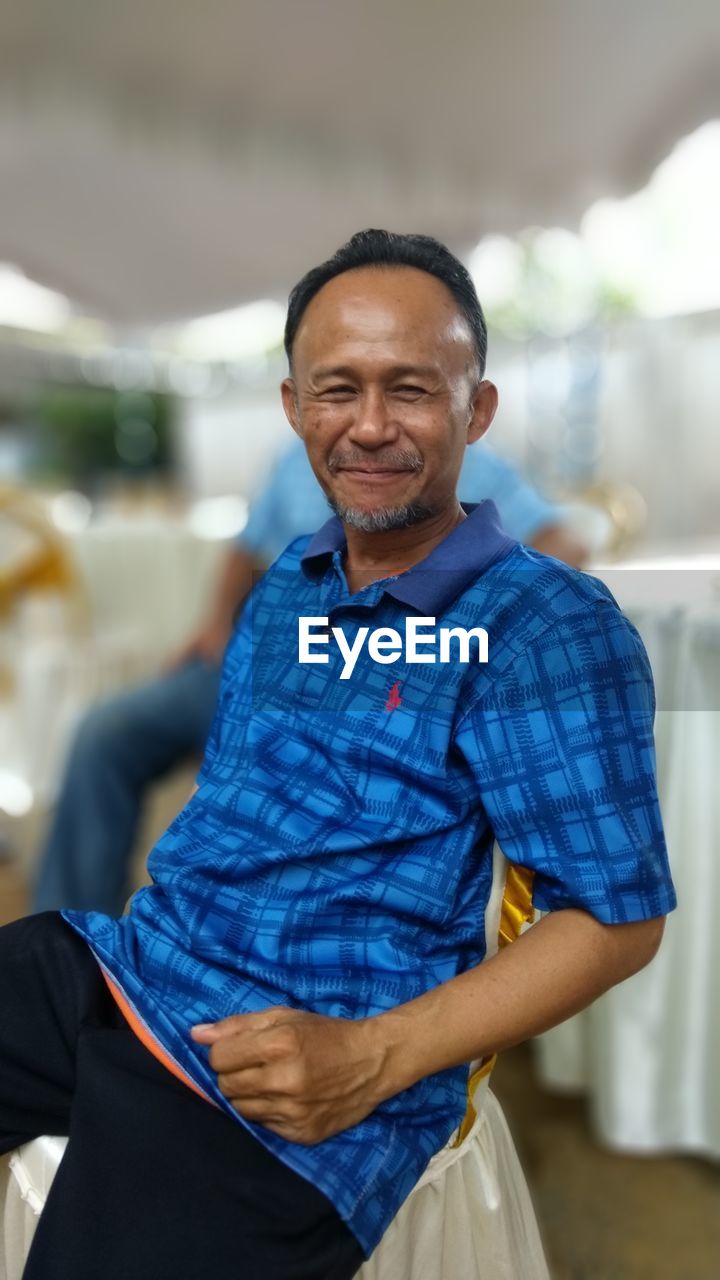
[0, 0, 718, 326]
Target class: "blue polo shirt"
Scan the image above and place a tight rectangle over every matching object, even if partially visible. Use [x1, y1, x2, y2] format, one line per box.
[64, 501, 675, 1256]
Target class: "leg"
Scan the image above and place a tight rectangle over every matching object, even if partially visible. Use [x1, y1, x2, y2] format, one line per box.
[0, 913, 112, 1153]
[23, 1003, 364, 1279]
[0, 915, 363, 1279]
[32, 659, 221, 916]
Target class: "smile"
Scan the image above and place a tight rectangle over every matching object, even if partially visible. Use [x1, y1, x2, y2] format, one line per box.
[337, 468, 413, 481]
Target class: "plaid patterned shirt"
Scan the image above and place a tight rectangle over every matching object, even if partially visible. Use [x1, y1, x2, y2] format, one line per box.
[65, 500, 675, 1255]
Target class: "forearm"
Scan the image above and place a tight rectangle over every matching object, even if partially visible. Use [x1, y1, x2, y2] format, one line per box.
[167, 546, 266, 668]
[192, 908, 665, 1146]
[208, 546, 264, 627]
[371, 908, 664, 1100]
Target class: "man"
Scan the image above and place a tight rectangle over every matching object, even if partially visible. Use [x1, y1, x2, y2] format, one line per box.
[33, 434, 587, 916]
[2, 230, 674, 1279]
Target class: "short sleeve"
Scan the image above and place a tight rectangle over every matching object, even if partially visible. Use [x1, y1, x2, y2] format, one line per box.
[454, 602, 677, 924]
[236, 462, 288, 560]
[458, 445, 563, 542]
[237, 442, 330, 563]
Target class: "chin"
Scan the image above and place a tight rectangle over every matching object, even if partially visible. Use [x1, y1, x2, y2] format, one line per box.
[328, 499, 436, 532]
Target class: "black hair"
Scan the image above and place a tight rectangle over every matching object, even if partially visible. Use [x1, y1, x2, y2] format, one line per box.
[284, 228, 487, 378]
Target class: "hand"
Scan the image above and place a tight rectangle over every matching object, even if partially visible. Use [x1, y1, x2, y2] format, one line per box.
[191, 1006, 391, 1145]
[165, 618, 232, 671]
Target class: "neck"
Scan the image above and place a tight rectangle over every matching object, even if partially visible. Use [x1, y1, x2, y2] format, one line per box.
[342, 500, 465, 594]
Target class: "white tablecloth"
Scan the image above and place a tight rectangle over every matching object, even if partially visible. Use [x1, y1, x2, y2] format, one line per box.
[537, 554, 720, 1158]
[61, 517, 227, 658]
[1, 517, 226, 861]
[1, 1138, 67, 1280]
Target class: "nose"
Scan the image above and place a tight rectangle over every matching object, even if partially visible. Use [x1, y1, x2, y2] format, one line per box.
[346, 388, 399, 449]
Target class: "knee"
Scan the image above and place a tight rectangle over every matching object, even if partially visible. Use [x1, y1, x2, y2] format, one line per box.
[68, 693, 141, 766]
[0, 911, 88, 967]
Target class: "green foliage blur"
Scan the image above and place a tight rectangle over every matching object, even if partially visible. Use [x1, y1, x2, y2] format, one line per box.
[29, 385, 175, 487]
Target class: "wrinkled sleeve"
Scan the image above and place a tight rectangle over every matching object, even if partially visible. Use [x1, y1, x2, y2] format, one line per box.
[454, 602, 677, 923]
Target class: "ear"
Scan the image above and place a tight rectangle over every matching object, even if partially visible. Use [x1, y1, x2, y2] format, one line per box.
[281, 377, 302, 437]
[467, 380, 498, 444]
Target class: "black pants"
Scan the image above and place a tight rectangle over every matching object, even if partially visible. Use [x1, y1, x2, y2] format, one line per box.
[0, 914, 364, 1280]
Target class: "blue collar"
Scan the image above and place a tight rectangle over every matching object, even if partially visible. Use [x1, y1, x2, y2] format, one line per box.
[300, 501, 516, 614]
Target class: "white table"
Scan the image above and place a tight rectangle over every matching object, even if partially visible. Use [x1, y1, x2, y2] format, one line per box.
[536, 552, 720, 1158]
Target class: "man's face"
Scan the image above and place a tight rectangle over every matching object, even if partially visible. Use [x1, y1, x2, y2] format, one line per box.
[281, 266, 497, 531]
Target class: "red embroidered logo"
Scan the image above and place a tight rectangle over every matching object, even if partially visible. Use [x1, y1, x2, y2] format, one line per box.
[385, 681, 402, 712]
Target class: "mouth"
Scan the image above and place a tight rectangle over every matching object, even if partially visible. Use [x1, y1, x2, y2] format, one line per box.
[328, 451, 423, 480]
[336, 467, 414, 484]
[339, 466, 411, 475]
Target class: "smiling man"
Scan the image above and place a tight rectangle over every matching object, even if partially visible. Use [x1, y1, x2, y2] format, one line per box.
[1, 231, 675, 1280]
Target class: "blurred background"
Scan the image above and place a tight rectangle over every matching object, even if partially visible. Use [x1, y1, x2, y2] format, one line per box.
[1, 2, 719, 1275]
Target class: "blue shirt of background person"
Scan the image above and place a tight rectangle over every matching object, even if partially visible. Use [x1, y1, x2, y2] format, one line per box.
[239, 436, 564, 564]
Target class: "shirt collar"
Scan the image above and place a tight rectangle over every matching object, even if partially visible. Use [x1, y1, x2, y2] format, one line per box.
[301, 501, 516, 614]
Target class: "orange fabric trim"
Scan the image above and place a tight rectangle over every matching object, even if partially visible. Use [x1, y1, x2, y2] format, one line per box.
[103, 972, 211, 1103]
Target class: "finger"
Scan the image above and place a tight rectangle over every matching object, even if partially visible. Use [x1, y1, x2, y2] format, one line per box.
[208, 1028, 294, 1074]
[202, 1021, 304, 1073]
[216, 1069, 264, 1099]
[224, 1091, 309, 1131]
[190, 1023, 224, 1043]
[216, 1065, 294, 1100]
[226, 1099, 322, 1147]
[226, 1096, 290, 1128]
[191, 1006, 294, 1042]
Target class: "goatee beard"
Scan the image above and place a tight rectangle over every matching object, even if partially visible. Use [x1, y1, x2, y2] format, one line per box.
[327, 498, 436, 532]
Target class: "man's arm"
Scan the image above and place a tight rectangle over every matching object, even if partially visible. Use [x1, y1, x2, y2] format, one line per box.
[169, 442, 310, 668]
[191, 907, 664, 1146]
[169, 545, 264, 668]
[528, 522, 589, 568]
[375, 907, 662, 1082]
[460, 444, 590, 567]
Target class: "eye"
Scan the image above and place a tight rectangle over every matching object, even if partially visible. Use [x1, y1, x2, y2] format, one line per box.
[320, 385, 357, 400]
[393, 384, 428, 399]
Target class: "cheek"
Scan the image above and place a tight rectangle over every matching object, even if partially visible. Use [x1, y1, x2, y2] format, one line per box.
[302, 405, 354, 440]
[414, 424, 468, 480]
[296, 412, 348, 475]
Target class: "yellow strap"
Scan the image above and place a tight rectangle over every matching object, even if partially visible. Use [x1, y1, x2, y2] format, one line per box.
[453, 1053, 497, 1146]
[499, 863, 536, 949]
[451, 861, 535, 1147]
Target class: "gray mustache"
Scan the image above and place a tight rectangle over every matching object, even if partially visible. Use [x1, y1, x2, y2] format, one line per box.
[327, 451, 423, 473]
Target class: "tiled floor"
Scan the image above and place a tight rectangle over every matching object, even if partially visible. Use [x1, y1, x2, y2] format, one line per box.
[1, 862, 717, 1278]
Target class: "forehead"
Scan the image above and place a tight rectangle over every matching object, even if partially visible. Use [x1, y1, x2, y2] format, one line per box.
[292, 265, 474, 372]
